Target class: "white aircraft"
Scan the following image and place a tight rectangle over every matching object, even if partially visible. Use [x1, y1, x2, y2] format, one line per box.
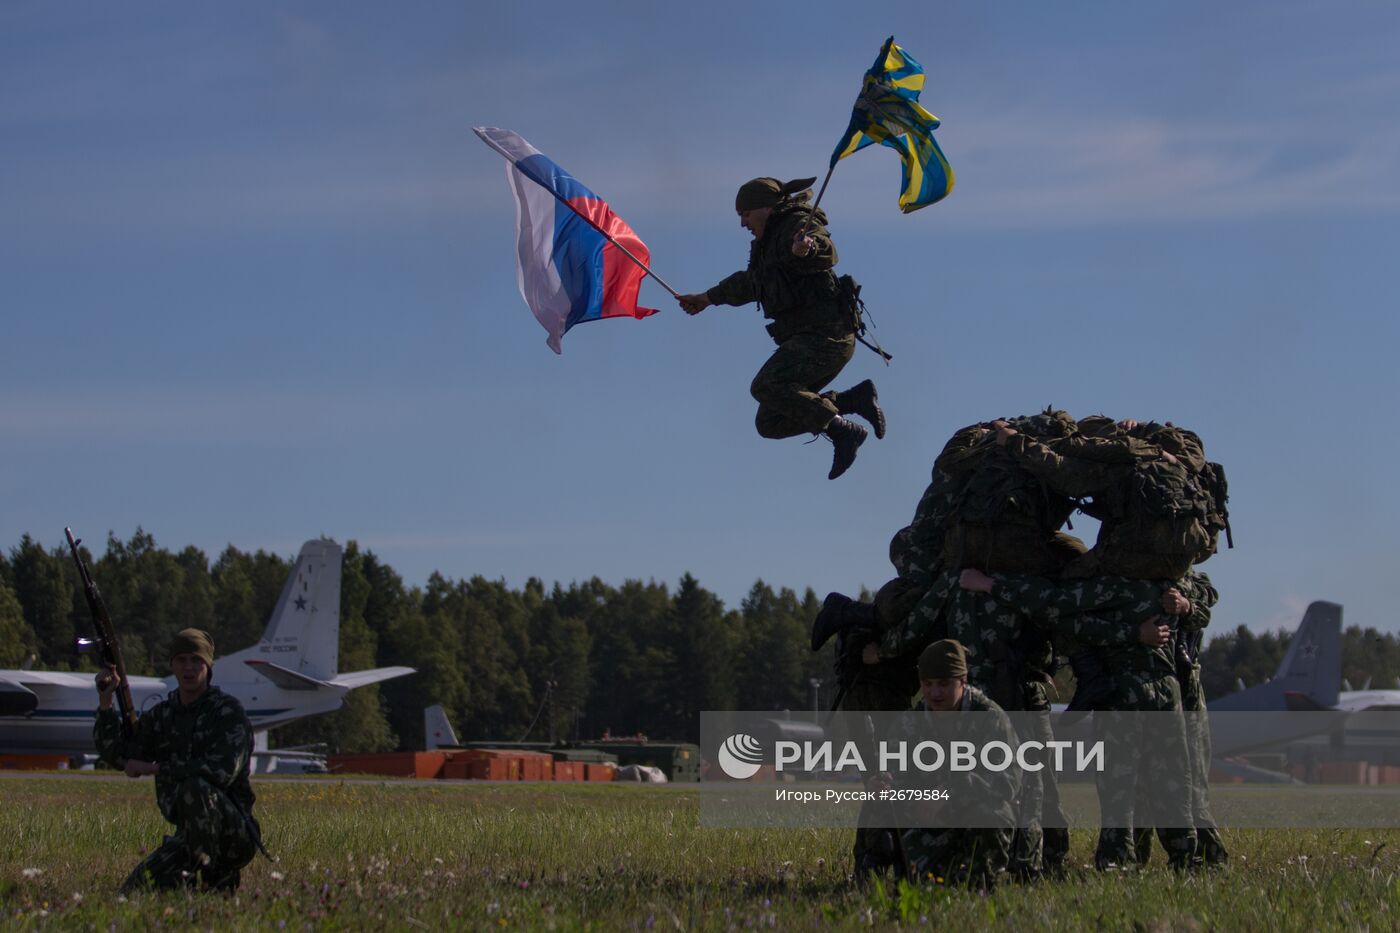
[1330, 677, 1400, 712]
[1334, 690, 1400, 712]
[0, 538, 414, 756]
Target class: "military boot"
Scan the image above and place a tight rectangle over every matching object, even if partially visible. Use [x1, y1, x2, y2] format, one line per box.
[835, 379, 886, 439]
[824, 416, 868, 480]
[810, 592, 879, 651]
[201, 865, 242, 894]
[1198, 828, 1228, 867]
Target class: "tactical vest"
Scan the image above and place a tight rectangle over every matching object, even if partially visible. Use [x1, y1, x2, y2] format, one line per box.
[751, 205, 849, 344]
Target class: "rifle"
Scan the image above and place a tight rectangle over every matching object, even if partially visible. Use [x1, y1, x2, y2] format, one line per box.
[66, 527, 137, 741]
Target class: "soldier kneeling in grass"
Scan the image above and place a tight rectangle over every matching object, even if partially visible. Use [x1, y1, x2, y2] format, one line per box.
[95, 629, 263, 893]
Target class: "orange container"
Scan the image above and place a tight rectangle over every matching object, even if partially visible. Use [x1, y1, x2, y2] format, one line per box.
[551, 761, 582, 781]
[440, 752, 474, 780]
[1315, 761, 1369, 785]
[0, 754, 69, 771]
[584, 762, 617, 782]
[515, 751, 554, 782]
[466, 758, 519, 780]
[328, 752, 446, 779]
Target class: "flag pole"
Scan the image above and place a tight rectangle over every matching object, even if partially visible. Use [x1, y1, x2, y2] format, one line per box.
[797, 164, 838, 240]
[480, 138, 679, 298]
[527, 178, 680, 298]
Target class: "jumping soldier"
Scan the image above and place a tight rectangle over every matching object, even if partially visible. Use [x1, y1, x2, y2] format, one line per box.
[677, 176, 885, 479]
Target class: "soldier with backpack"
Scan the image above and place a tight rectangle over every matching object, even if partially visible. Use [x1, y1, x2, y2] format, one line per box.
[677, 176, 885, 479]
[960, 414, 1232, 870]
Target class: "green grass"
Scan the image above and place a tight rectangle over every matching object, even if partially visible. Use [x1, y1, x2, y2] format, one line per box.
[2, 776, 1397, 930]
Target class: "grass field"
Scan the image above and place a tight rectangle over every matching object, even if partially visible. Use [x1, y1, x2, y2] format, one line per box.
[2, 776, 1398, 931]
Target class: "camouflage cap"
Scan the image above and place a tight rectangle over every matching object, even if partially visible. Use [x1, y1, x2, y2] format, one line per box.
[735, 176, 818, 211]
[917, 639, 968, 681]
[169, 628, 215, 667]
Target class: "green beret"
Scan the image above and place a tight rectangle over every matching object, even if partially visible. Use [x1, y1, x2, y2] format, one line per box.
[169, 628, 215, 667]
[918, 639, 968, 680]
[735, 176, 818, 212]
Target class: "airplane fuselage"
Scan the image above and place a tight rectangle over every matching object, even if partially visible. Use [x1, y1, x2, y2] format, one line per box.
[0, 668, 351, 755]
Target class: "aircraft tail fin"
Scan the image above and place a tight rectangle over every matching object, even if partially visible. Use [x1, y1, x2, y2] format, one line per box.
[1211, 601, 1342, 711]
[1269, 601, 1342, 708]
[424, 704, 461, 750]
[220, 539, 342, 680]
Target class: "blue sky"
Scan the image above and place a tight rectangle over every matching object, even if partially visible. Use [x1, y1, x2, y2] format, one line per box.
[3, 2, 1397, 638]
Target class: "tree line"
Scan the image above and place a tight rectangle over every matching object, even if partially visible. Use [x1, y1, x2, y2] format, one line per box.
[2, 531, 1397, 752]
[0, 530, 835, 752]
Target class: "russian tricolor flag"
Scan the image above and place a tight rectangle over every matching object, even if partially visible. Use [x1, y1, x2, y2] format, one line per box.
[475, 127, 657, 354]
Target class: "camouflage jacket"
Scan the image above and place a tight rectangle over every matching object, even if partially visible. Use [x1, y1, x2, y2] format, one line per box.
[988, 574, 1177, 677]
[95, 686, 255, 825]
[889, 466, 965, 584]
[893, 686, 1021, 826]
[705, 202, 849, 344]
[1174, 571, 1218, 711]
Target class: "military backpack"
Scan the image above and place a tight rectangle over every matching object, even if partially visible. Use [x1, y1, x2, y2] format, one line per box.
[938, 411, 1083, 574]
[1090, 440, 1233, 579]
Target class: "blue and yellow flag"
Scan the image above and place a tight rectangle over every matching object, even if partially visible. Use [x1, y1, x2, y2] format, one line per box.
[830, 37, 954, 213]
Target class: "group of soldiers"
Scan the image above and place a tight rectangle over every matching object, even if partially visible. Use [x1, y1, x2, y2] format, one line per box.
[811, 408, 1231, 887]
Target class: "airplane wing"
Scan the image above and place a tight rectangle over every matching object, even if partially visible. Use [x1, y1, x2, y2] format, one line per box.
[243, 660, 333, 691]
[329, 667, 416, 689]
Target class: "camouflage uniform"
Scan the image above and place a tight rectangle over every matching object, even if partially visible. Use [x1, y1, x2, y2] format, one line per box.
[898, 686, 1020, 889]
[1143, 571, 1227, 866]
[941, 585, 1067, 875]
[874, 455, 971, 660]
[988, 573, 1197, 869]
[705, 201, 856, 438]
[95, 686, 260, 892]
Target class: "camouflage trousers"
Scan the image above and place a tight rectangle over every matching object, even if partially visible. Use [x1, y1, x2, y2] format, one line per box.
[1134, 687, 1227, 867]
[1012, 700, 1072, 877]
[945, 589, 1064, 875]
[1092, 677, 1196, 870]
[750, 332, 855, 438]
[121, 778, 259, 893]
[902, 827, 1014, 890]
